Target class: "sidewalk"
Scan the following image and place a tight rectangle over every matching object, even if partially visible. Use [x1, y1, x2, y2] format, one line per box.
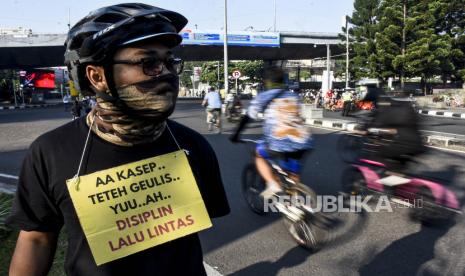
[307, 116, 465, 152]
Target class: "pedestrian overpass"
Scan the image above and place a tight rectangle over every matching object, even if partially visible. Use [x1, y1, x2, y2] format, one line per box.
[0, 31, 343, 69]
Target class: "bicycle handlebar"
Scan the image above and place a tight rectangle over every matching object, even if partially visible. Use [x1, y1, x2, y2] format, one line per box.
[239, 138, 260, 144]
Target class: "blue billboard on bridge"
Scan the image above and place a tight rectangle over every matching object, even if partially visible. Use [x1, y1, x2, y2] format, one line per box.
[181, 30, 280, 47]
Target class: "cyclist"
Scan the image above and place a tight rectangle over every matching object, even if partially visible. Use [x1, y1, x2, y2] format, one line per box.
[357, 90, 426, 171]
[230, 66, 313, 198]
[225, 93, 243, 119]
[202, 86, 222, 132]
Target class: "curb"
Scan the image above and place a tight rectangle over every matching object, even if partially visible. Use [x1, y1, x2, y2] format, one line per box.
[307, 118, 465, 152]
[418, 109, 465, 119]
[0, 103, 61, 110]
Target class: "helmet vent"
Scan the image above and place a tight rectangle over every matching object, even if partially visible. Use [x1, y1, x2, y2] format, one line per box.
[94, 13, 127, 24]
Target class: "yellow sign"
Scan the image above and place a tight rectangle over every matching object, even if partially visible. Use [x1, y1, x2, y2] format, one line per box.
[69, 80, 78, 97]
[66, 150, 212, 265]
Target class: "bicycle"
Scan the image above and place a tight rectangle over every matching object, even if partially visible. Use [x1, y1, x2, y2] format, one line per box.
[206, 108, 221, 133]
[337, 117, 462, 225]
[240, 139, 331, 251]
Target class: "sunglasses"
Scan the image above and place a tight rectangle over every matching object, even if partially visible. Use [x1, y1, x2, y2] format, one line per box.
[113, 56, 184, 76]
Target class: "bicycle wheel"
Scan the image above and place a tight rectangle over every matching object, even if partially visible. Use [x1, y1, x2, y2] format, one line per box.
[409, 187, 455, 226]
[241, 164, 267, 215]
[337, 134, 362, 163]
[282, 184, 328, 251]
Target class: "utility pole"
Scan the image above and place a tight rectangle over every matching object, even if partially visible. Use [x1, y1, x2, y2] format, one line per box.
[401, 0, 406, 90]
[68, 8, 71, 30]
[217, 60, 220, 90]
[223, 0, 229, 95]
[273, 0, 277, 32]
[326, 44, 331, 93]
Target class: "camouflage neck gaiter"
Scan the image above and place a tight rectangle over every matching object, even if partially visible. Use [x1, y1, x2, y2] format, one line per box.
[86, 75, 178, 146]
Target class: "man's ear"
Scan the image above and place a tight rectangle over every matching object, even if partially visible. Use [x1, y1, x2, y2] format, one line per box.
[86, 65, 108, 93]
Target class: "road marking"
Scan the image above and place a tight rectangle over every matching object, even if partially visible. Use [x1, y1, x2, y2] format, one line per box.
[204, 262, 223, 276]
[0, 173, 19, 180]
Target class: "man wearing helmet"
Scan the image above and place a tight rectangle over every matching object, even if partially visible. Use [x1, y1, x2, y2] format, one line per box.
[7, 3, 229, 275]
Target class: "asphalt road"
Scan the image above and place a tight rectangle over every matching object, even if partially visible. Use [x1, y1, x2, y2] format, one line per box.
[1, 102, 465, 275]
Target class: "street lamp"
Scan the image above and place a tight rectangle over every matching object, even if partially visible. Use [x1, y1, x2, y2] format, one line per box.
[326, 44, 331, 93]
[343, 15, 350, 89]
[273, 0, 277, 32]
[223, 0, 229, 95]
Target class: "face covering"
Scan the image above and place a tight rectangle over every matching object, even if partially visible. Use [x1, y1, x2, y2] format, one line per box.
[86, 74, 179, 146]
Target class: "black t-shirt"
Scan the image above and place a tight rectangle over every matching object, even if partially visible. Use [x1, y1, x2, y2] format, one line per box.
[370, 100, 425, 154]
[7, 117, 230, 276]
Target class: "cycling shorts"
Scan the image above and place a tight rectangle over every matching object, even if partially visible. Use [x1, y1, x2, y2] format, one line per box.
[206, 108, 221, 113]
[255, 141, 307, 174]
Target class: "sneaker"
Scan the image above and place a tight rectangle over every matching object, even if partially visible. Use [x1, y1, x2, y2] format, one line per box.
[260, 185, 283, 200]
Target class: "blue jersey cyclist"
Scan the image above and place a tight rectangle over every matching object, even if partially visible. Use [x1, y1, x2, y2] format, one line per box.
[230, 66, 313, 198]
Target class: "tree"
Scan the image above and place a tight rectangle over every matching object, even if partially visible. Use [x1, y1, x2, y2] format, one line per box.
[199, 60, 265, 90]
[434, 0, 465, 82]
[404, 0, 455, 91]
[234, 60, 264, 83]
[200, 61, 223, 88]
[347, 0, 382, 79]
[0, 70, 17, 101]
[179, 61, 204, 89]
[347, 0, 462, 90]
[374, 0, 405, 82]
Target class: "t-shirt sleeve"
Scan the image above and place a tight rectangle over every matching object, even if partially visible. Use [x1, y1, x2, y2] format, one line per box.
[6, 140, 63, 232]
[191, 137, 230, 218]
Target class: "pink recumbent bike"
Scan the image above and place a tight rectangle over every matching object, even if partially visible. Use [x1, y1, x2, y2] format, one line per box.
[339, 127, 462, 225]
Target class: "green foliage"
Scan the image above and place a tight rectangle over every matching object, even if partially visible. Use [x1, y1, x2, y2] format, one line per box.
[199, 60, 264, 89]
[180, 61, 205, 88]
[0, 193, 13, 236]
[401, 0, 456, 89]
[345, 0, 464, 83]
[348, 0, 381, 79]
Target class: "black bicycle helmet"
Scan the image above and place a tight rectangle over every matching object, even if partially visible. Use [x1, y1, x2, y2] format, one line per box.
[64, 3, 187, 96]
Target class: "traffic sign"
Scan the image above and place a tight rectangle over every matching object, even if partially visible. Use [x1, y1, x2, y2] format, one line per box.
[232, 70, 241, 79]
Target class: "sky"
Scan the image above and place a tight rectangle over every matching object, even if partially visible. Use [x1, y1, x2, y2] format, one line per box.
[0, 0, 354, 34]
